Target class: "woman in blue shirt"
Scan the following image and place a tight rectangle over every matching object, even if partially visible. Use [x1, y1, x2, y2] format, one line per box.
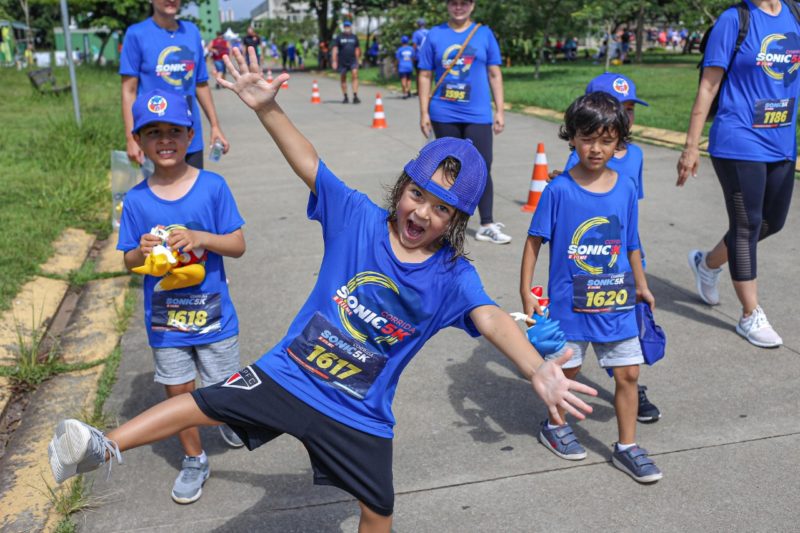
[417, 0, 510, 244]
[677, 0, 799, 348]
[120, 0, 229, 169]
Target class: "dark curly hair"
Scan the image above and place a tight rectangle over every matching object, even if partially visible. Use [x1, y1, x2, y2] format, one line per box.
[385, 157, 471, 262]
[559, 91, 632, 149]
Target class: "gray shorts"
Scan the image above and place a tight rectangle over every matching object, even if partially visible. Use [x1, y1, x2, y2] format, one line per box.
[152, 335, 240, 386]
[546, 337, 643, 370]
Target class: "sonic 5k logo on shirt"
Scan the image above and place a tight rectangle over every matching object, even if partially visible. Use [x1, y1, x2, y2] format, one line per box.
[156, 45, 196, 89]
[441, 44, 476, 80]
[567, 216, 623, 275]
[756, 33, 800, 85]
[332, 271, 417, 348]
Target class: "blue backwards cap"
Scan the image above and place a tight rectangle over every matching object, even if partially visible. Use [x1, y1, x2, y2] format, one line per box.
[403, 137, 487, 216]
[585, 72, 649, 106]
[132, 89, 193, 133]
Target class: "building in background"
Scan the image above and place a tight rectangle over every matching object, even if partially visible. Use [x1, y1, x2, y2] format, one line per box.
[197, 0, 221, 42]
[251, 1, 310, 23]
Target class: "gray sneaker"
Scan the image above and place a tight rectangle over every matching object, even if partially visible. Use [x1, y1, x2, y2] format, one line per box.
[48, 419, 122, 484]
[612, 443, 662, 483]
[736, 306, 783, 348]
[688, 249, 722, 305]
[171, 455, 210, 504]
[475, 222, 512, 244]
[219, 424, 244, 448]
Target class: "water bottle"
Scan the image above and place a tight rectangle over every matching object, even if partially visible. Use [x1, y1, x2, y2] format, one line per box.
[209, 139, 224, 162]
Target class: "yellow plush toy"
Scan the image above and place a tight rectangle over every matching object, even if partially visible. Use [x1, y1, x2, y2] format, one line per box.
[132, 225, 207, 292]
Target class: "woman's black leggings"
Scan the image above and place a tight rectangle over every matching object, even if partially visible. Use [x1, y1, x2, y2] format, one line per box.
[431, 121, 494, 224]
[711, 157, 795, 282]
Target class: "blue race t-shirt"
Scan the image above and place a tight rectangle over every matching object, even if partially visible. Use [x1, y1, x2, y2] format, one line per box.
[256, 161, 495, 438]
[120, 18, 209, 154]
[417, 23, 502, 124]
[704, 0, 800, 161]
[565, 143, 644, 199]
[117, 171, 244, 348]
[412, 28, 429, 50]
[396, 45, 415, 73]
[528, 173, 640, 342]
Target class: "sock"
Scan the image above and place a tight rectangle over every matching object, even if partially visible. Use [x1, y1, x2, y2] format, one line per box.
[616, 442, 636, 452]
[546, 421, 562, 430]
[189, 450, 208, 463]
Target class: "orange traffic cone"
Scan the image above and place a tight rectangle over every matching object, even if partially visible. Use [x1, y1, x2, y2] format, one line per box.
[281, 71, 289, 89]
[521, 143, 548, 212]
[311, 80, 321, 104]
[371, 92, 387, 129]
[266, 69, 273, 84]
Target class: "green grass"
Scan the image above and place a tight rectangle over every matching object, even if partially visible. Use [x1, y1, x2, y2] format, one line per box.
[0, 66, 121, 311]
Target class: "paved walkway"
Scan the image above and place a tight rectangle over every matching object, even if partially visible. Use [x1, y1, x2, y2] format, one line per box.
[78, 72, 799, 532]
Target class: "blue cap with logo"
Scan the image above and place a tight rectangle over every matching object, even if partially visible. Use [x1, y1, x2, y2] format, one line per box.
[343, 20, 352, 27]
[403, 137, 487, 216]
[132, 89, 193, 133]
[401, 35, 409, 44]
[585, 72, 649, 106]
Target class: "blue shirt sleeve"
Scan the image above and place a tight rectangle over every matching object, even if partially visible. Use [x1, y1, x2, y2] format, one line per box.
[486, 28, 502, 66]
[440, 264, 496, 337]
[527, 182, 557, 242]
[214, 176, 245, 234]
[417, 30, 435, 70]
[307, 160, 370, 241]
[703, 8, 740, 70]
[117, 188, 144, 252]
[119, 27, 141, 77]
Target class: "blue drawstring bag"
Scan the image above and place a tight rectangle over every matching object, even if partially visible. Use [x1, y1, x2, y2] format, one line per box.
[606, 303, 666, 377]
[525, 313, 567, 356]
[636, 302, 666, 366]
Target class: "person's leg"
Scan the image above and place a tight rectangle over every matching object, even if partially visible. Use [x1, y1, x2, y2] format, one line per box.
[107, 393, 220, 452]
[351, 68, 360, 102]
[164, 382, 203, 456]
[340, 70, 348, 102]
[612, 365, 639, 445]
[358, 502, 392, 533]
[710, 158, 770, 313]
[196, 336, 244, 448]
[463, 123, 495, 225]
[759, 160, 795, 242]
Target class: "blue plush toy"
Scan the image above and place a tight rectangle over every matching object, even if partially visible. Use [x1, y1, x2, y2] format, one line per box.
[511, 311, 567, 356]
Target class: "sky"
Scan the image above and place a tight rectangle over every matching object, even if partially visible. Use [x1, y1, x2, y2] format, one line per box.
[183, 0, 266, 21]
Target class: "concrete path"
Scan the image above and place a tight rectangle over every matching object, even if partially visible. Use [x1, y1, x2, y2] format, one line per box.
[76, 72, 799, 532]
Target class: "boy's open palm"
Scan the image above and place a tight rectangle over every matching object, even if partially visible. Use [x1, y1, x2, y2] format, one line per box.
[532, 350, 597, 425]
[219, 47, 287, 112]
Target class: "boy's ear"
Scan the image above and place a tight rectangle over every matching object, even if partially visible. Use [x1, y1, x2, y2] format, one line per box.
[187, 127, 195, 143]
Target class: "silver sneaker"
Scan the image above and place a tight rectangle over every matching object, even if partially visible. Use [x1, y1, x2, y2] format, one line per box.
[736, 306, 783, 348]
[219, 424, 244, 448]
[688, 249, 721, 305]
[48, 419, 122, 484]
[475, 222, 512, 244]
[171, 455, 210, 504]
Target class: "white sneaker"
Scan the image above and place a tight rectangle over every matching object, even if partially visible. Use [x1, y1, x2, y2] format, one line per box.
[48, 419, 122, 483]
[688, 249, 722, 305]
[736, 306, 783, 348]
[475, 222, 512, 244]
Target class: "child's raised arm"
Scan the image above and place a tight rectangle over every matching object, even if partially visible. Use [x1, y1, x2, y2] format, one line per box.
[219, 47, 319, 191]
[469, 305, 597, 425]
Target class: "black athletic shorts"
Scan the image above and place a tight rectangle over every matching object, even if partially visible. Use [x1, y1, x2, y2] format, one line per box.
[192, 365, 394, 516]
[338, 59, 358, 74]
